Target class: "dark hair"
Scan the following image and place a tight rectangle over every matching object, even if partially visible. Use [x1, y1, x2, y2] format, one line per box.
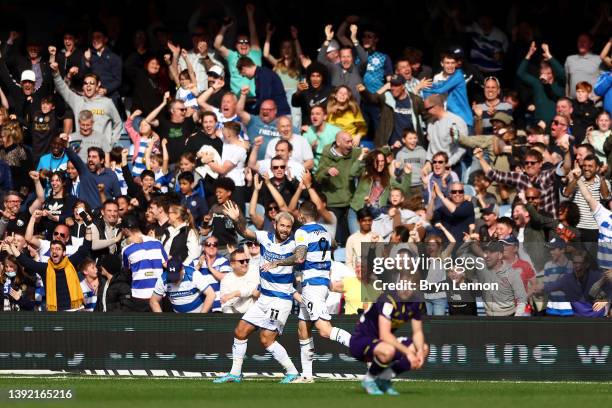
[363, 149, 390, 187]
[236, 56, 256, 71]
[576, 143, 596, 155]
[432, 151, 449, 162]
[440, 52, 457, 61]
[73, 199, 93, 215]
[497, 216, 515, 230]
[559, 201, 580, 227]
[403, 47, 423, 64]
[87, 147, 105, 162]
[275, 139, 293, 152]
[310, 104, 327, 114]
[215, 177, 235, 193]
[356, 207, 373, 220]
[393, 225, 411, 242]
[178, 171, 195, 184]
[109, 146, 123, 163]
[524, 149, 543, 163]
[201, 111, 218, 122]
[50, 239, 66, 251]
[298, 200, 318, 220]
[469, 169, 490, 185]
[149, 195, 170, 212]
[41, 96, 55, 105]
[141, 169, 155, 180]
[223, 121, 241, 137]
[583, 154, 600, 166]
[230, 248, 247, 262]
[102, 199, 118, 209]
[394, 56, 411, 69]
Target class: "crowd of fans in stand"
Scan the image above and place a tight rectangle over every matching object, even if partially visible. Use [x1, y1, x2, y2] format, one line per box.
[0, 4, 612, 317]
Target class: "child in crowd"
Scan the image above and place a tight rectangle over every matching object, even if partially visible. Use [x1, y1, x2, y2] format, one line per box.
[395, 129, 427, 196]
[144, 136, 170, 192]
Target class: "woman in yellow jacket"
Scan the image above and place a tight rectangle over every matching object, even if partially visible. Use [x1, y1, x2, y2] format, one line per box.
[327, 85, 367, 145]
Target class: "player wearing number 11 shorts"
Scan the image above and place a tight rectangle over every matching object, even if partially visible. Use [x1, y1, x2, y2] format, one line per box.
[214, 201, 301, 384]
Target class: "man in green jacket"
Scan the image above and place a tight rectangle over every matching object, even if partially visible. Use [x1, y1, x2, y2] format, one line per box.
[315, 131, 364, 245]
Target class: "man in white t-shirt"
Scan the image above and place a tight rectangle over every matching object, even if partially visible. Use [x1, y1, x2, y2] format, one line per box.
[264, 116, 314, 170]
[249, 137, 304, 181]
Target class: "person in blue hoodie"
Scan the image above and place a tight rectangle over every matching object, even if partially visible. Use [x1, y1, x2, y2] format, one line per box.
[594, 70, 612, 117]
[423, 51, 473, 130]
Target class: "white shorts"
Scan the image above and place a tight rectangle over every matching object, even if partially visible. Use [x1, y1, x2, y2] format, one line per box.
[298, 285, 332, 322]
[241, 295, 293, 334]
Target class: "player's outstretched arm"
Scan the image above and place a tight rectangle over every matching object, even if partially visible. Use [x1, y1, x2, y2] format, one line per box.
[222, 201, 257, 241]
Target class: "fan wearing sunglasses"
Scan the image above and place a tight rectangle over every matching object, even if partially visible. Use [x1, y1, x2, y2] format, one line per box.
[426, 181, 475, 244]
[25, 214, 80, 263]
[474, 145, 571, 215]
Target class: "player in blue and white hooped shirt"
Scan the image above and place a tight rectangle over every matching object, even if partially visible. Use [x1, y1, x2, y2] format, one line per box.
[214, 201, 300, 384]
[79, 258, 99, 311]
[293, 201, 353, 382]
[120, 215, 168, 310]
[150, 258, 215, 313]
[192, 236, 232, 312]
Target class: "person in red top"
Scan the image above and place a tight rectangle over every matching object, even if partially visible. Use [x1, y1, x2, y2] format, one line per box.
[500, 235, 536, 291]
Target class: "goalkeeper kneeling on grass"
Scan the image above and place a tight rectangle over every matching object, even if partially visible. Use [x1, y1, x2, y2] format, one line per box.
[348, 272, 429, 396]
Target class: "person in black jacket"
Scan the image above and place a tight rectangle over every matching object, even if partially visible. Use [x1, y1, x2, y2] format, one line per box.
[0, 254, 37, 311]
[94, 253, 132, 312]
[291, 63, 332, 127]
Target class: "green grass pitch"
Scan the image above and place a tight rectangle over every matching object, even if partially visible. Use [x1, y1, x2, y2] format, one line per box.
[0, 377, 610, 408]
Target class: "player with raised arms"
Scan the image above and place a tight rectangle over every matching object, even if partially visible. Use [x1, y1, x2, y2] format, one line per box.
[213, 201, 301, 384]
[292, 201, 353, 382]
[349, 273, 429, 395]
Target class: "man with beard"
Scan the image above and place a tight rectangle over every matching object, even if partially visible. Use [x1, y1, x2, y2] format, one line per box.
[469, 240, 527, 317]
[63, 142, 120, 209]
[214, 202, 300, 384]
[10, 224, 92, 311]
[564, 155, 610, 256]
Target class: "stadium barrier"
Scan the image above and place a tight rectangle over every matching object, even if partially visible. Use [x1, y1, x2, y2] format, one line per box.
[0, 314, 610, 380]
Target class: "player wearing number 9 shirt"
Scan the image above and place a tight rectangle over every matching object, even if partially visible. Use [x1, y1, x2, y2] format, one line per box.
[214, 201, 301, 384]
[293, 201, 353, 382]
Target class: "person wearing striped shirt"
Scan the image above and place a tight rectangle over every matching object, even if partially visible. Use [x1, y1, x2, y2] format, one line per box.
[564, 155, 610, 257]
[294, 201, 352, 382]
[150, 258, 215, 313]
[214, 201, 300, 384]
[192, 236, 232, 312]
[120, 214, 168, 312]
[576, 177, 612, 270]
[79, 258, 98, 312]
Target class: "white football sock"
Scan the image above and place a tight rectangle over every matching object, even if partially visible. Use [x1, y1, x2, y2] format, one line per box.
[330, 327, 352, 347]
[378, 367, 397, 381]
[229, 338, 248, 376]
[267, 341, 299, 375]
[300, 338, 315, 378]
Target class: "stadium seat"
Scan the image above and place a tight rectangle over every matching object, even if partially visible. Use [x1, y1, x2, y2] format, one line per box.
[498, 204, 512, 217]
[463, 184, 476, 197]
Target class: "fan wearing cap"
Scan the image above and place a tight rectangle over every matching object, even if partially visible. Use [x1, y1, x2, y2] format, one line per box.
[150, 257, 215, 313]
[213, 4, 262, 97]
[357, 74, 426, 147]
[534, 237, 573, 316]
[468, 240, 527, 317]
[500, 235, 536, 292]
[0, 53, 48, 128]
